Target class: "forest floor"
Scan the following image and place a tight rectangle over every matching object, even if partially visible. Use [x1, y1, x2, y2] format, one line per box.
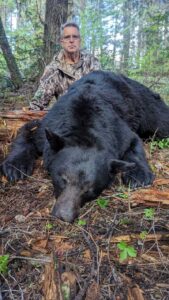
[0, 94, 169, 300]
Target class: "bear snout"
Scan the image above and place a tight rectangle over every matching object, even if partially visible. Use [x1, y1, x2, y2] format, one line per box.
[51, 201, 79, 223]
[51, 187, 81, 222]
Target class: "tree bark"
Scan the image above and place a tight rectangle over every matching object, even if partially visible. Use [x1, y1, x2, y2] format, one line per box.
[43, 0, 68, 64]
[112, 14, 118, 69]
[121, 0, 131, 74]
[0, 110, 46, 142]
[0, 16, 23, 89]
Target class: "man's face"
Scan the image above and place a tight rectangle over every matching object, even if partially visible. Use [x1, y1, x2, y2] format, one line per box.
[60, 26, 81, 55]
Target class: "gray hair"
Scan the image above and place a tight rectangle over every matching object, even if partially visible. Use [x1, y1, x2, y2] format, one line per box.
[60, 22, 80, 38]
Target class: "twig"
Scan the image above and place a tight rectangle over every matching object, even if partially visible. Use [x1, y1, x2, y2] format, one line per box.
[52, 251, 64, 300]
[74, 276, 92, 300]
[148, 76, 162, 89]
[8, 273, 24, 300]
[0, 229, 11, 236]
[105, 209, 118, 239]
[74, 226, 100, 299]
[79, 203, 95, 219]
[79, 226, 99, 274]
[107, 210, 122, 285]
[11, 255, 51, 264]
[152, 219, 168, 270]
[0, 273, 14, 300]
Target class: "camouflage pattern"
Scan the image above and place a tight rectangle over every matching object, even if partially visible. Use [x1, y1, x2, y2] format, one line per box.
[30, 50, 101, 110]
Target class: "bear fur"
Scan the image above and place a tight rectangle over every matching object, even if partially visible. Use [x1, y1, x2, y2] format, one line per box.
[1, 71, 169, 222]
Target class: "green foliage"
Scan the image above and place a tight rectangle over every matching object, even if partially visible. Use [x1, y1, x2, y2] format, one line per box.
[61, 283, 70, 300]
[77, 219, 87, 226]
[150, 138, 169, 153]
[0, 54, 7, 76]
[0, 255, 9, 274]
[115, 192, 128, 199]
[0, 0, 44, 80]
[144, 208, 155, 220]
[45, 222, 53, 230]
[80, 2, 107, 56]
[117, 241, 137, 261]
[97, 198, 109, 209]
[0, 0, 15, 10]
[139, 230, 148, 240]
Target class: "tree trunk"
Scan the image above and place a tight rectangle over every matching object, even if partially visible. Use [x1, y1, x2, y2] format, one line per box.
[0, 16, 23, 89]
[121, 0, 131, 74]
[43, 0, 68, 64]
[112, 15, 118, 69]
[67, 0, 74, 20]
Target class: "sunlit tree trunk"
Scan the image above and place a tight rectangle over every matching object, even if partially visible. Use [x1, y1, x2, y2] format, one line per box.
[0, 16, 23, 89]
[67, 0, 74, 20]
[43, 0, 68, 64]
[112, 15, 118, 69]
[121, 0, 131, 73]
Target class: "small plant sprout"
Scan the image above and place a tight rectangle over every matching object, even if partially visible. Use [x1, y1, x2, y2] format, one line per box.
[139, 230, 148, 240]
[45, 222, 53, 230]
[77, 219, 87, 226]
[150, 138, 169, 154]
[117, 241, 137, 261]
[97, 198, 109, 208]
[144, 208, 155, 220]
[115, 192, 128, 199]
[0, 255, 9, 274]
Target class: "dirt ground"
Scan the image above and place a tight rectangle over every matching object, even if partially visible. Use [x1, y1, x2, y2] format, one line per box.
[0, 96, 169, 300]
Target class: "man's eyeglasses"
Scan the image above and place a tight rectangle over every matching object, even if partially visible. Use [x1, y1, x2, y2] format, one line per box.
[62, 35, 80, 42]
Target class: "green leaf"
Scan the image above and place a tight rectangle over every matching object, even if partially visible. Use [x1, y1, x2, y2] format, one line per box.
[77, 219, 86, 226]
[127, 246, 137, 257]
[117, 241, 127, 250]
[139, 231, 148, 240]
[116, 193, 128, 199]
[61, 283, 70, 300]
[0, 255, 9, 274]
[119, 249, 128, 261]
[150, 138, 169, 152]
[97, 198, 109, 208]
[144, 208, 155, 220]
[45, 223, 53, 230]
[117, 242, 137, 261]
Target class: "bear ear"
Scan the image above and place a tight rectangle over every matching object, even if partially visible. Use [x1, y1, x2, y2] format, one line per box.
[45, 129, 65, 152]
[109, 159, 135, 175]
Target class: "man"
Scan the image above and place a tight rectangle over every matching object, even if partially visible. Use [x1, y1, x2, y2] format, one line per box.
[29, 22, 100, 110]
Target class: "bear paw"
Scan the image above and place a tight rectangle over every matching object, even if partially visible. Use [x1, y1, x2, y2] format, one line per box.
[1, 155, 34, 182]
[122, 168, 155, 189]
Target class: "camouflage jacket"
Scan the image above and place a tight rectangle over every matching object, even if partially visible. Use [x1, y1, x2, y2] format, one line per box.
[30, 50, 101, 110]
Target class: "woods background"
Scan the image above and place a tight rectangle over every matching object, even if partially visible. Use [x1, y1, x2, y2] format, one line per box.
[1, 2, 169, 299]
[0, 0, 169, 101]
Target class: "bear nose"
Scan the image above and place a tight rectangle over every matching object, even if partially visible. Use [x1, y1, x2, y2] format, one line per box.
[51, 205, 78, 223]
[51, 201, 79, 223]
[51, 186, 81, 222]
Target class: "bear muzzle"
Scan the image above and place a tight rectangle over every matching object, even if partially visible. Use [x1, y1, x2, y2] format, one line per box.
[51, 186, 82, 222]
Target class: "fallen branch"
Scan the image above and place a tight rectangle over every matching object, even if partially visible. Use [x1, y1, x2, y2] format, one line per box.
[12, 255, 51, 264]
[128, 285, 145, 300]
[0, 109, 46, 141]
[130, 188, 169, 206]
[110, 233, 169, 243]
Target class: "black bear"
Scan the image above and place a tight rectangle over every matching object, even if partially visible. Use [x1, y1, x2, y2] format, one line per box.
[1, 71, 169, 222]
